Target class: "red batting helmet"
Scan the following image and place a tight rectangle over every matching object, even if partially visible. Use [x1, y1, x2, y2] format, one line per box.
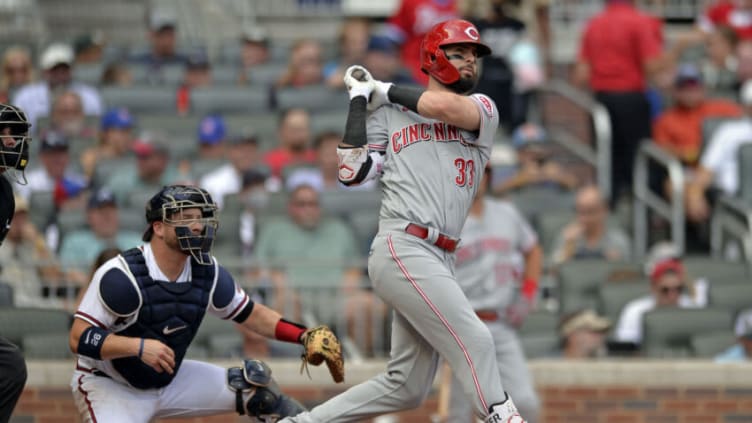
[420, 19, 492, 85]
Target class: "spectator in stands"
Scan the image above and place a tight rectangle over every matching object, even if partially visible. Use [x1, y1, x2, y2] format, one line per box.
[73, 32, 106, 65]
[286, 130, 375, 192]
[254, 184, 384, 354]
[736, 39, 752, 83]
[613, 256, 701, 346]
[0, 195, 64, 308]
[0, 46, 33, 104]
[702, 25, 740, 98]
[104, 131, 180, 205]
[275, 39, 324, 88]
[551, 185, 631, 266]
[558, 309, 612, 359]
[698, 0, 752, 41]
[686, 79, 752, 223]
[13, 42, 103, 129]
[263, 108, 316, 179]
[200, 132, 263, 209]
[176, 50, 213, 115]
[241, 26, 271, 68]
[652, 63, 742, 168]
[99, 62, 134, 87]
[237, 169, 269, 257]
[324, 17, 371, 89]
[196, 114, 227, 161]
[383, 0, 458, 85]
[573, 0, 669, 207]
[362, 35, 415, 85]
[130, 8, 188, 70]
[80, 107, 136, 183]
[642, 242, 708, 306]
[494, 123, 578, 195]
[58, 187, 141, 276]
[15, 131, 86, 205]
[716, 308, 752, 362]
[46, 91, 98, 145]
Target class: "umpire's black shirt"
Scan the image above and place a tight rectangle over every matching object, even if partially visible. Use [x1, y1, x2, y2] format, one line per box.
[0, 174, 14, 245]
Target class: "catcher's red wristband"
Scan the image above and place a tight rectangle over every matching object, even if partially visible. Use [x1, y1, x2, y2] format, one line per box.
[521, 277, 538, 302]
[275, 318, 307, 344]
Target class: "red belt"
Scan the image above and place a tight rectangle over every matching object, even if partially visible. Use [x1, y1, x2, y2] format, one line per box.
[404, 223, 459, 252]
[476, 310, 499, 322]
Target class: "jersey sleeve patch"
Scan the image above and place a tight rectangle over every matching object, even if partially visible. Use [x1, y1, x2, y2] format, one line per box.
[98, 268, 141, 317]
[475, 94, 495, 118]
[212, 266, 236, 310]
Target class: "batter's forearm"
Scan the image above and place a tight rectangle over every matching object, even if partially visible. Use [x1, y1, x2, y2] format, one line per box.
[342, 96, 368, 147]
[523, 244, 543, 282]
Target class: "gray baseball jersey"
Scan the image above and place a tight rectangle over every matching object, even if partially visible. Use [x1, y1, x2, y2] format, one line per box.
[283, 94, 514, 423]
[455, 198, 537, 311]
[366, 94, 497, 237]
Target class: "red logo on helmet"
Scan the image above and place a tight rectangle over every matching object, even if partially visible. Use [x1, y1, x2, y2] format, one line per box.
[464, 26, 479, 41]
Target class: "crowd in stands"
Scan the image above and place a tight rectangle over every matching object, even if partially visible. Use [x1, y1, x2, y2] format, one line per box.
[0, 0, 750, 362]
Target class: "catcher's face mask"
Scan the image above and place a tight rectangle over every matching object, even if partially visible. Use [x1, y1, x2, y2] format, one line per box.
[164, 207, 218, 265]
[0, 103, 31, 183]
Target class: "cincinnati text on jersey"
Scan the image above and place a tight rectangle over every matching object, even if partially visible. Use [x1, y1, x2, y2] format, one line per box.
[389, 122, 477, 154]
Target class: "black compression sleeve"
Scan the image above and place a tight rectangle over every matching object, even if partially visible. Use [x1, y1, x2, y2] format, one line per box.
[387, 85, 425, 113]
[343, 96, 368, 147]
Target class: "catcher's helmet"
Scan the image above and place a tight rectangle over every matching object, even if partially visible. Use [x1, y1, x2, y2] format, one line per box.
[420, 19, 492, 85]
[0, 103, 31, 179]
[144, 185, 218, 265]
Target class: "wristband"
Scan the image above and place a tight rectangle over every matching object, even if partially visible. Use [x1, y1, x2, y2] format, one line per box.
[77, 326, 111, 360]
[138, 338, 144, 359]
[275, 318, 307, 344]
[387, 84, 424, 113]
[521, 277, 538, 302]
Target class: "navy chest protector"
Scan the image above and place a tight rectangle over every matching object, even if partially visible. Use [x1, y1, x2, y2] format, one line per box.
[112, 248, 216, 389]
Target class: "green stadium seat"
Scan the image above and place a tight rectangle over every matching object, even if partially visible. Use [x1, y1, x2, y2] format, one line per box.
[101, 86, 176, 113]
[22, 333, 72, 359]
[682, 256, 749, 284]
[708, 282, 752, 315]
[690, 331, 737, 358]
[519, 310, 559, 336]
[557, 260, 641, 315]
[28, 191, 55, 231]
[598, 279, 650, 326]
[0, 282, 13, 306]
[642, 308, 733, 358]
[520, 333, 559, 358]
[0, 307, 72, 346]
[190, 87, 270, 115]
[738, 143, 752, 203]
[275, 85, 349, 112]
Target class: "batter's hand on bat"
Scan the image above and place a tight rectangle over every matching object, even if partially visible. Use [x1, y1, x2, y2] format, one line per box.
[140, 339, 176, 374]
[343, 65, 374, 100]
[367, 79, 393, 112]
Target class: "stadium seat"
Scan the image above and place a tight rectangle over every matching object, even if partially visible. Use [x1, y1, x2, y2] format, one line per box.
[73, 63, 105, 85]
[275, 85, 349, 112]
[194, 313, 243, 359]
[245, 62, 289, 87]
[134, 114, 196, 137]
[213, 198, 243, 260]
[101, 86, 177, 113]
[28, 191, 55, 232]
[535, 210, 574, 252]
[642, 308, 733, 357]
[701, 116, 740, 153]
[519, 310, 559, 336]
[57, 208, 88, 238]
[520, 333, 559, 358]
[320, 190, 382, 217]
[682, 256, 749, 284]
[0, 281, 13, 306]
[597, 279, 649, 325]
[23, 333, 72, 359]
[690, 331, 737, 358]
[557, 260, 641, 315]
[311, 110, 347, 135]
[347, 209, 380, 257]
[708, 282, 752, 315]
[0, 307, 72, 346]
[190, 86, 270, 115]
[738, 143, 752, 203]
[211, 65, 242, 85]
[507, 186, 575, 223]
[128, 63, 185, 86]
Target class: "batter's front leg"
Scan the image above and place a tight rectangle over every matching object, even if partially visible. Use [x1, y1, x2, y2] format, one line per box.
[284, 311, 440, 423]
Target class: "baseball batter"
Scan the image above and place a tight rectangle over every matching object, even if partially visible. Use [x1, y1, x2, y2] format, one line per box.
[448, 165, 542, 422]
[0, 103, 31, 422]
[67, 184, 329, 423]
[281, 19, 525, 423]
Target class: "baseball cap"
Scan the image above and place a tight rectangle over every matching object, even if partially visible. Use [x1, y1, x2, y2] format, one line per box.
[241, 26, 269, 45]
[740, 80, 752, 106]
[73, 32, 105, 56]
[560, 309, 612, 337]
[644, 242, 681, 276]
[149, 8, 177, 31]
[674, 63, 703, 87]
[242, 168, 268, 189]
[649, 258, 685, 283]
[511, 123, 547, 150]
[132, 131, 169, 157]
[40, 43, 74, 70]
[735, 309, 752, 340]
[101, 108, 135, 130]
[88, 187, 117, 209]
[367, 35, 398, 54]
[198, 115, 226, 145]
[39, 130, 70, 152]
[186, 50, 210, 70]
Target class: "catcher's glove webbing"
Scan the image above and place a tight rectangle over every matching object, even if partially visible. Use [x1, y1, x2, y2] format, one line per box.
[300, 325, 345, 383]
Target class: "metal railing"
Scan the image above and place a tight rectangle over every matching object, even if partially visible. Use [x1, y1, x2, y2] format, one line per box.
[537, 79, 612, 201]
[710, 196, 752, 271]
[632, 141, 686, 259]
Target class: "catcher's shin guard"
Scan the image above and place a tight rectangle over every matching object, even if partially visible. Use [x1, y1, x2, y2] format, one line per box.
[227, 359, 307, 421]
[486, 393, 526, 423]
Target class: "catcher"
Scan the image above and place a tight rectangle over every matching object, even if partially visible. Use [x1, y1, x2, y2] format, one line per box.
[68, 184, 344, 423]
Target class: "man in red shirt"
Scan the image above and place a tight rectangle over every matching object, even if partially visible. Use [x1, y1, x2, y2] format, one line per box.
[263, 107, 316, 179]
[699, 0, 752, 41]
[384, 0, 458, 85]
[653, 63, 742, 167]
[574, 0, 669, 207]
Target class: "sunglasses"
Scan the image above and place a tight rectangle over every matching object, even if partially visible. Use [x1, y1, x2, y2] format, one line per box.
[658, 285, 684, 295]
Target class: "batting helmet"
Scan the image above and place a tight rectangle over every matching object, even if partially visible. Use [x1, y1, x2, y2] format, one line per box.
[144, 185, 218, 265]
[0, 103, 31, 176]
[420, 19, 492, 85]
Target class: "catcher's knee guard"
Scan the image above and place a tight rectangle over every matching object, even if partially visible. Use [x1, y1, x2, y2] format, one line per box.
[227, 359, 307, 421]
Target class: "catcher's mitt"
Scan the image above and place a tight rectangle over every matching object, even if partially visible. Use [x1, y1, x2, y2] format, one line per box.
[300, 325, 344, 383]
